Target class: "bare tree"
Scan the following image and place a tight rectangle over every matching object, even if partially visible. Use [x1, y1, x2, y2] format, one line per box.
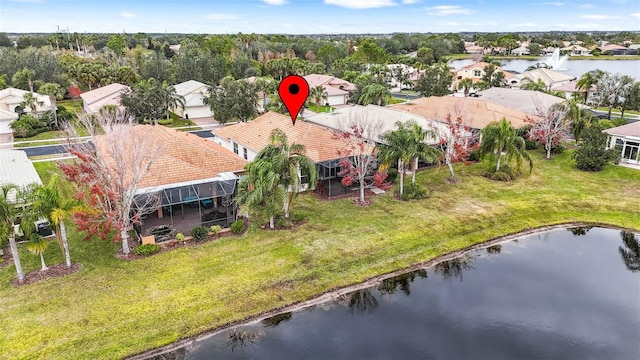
[59, 110, 164, 255]
[335, 107, 383, 204]
[527, 100, 571, 160]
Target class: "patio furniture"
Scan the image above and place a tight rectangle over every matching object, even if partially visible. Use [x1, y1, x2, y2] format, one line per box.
[145, 224, 176, 243]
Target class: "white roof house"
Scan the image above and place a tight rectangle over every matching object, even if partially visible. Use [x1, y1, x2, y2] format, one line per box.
[79, 83, 130, 114]
[508, 68, 576, 90]
[476, 88, 566, 115]
[304, 104, 453, 145]
[0, 88, 53, 135]
[171, 80, 212, 119]
[0, 150, 43, 202]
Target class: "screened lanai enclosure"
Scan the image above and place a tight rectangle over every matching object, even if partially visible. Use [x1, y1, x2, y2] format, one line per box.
[133, 173, 239, 242]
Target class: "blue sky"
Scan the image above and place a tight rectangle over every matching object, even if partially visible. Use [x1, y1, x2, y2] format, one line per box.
[1, 0, 638, 34]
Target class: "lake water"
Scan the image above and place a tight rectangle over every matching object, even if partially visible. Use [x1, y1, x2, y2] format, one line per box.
[450, 59, 640, 80]
[159, 227, 640, 359]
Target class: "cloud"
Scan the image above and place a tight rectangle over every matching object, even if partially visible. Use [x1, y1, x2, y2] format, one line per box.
[402, 0, 421, 3]
[542, 2, 565, 5]
[203, 13, 240, 20]
[5, 0, 46, 3]
[120, 11, 136, 18]
[579, 14, 622, 20]
[631, 12, 640, 19]
[426, 5, 472, 15]
[579, 3, 594, 8]
[323, 0, 398, 9]
[261, 0, 288, 5]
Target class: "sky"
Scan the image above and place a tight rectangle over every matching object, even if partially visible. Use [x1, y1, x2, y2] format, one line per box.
[0, 0, 639, 34]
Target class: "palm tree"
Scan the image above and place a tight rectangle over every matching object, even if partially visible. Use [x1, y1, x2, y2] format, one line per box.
[619, 231, 639, 273]
[31, 175, 79, 268]
[255, 129, 317, 219]
[0, 74, 9, 90]
[38, 83, 65, 128]
[236, 159, 285, 229]
[161, 81, 185, 119]
[576, 69, 604, 103]
[458, 78, 473, 97]
[520, 78, 548, 92]
[591, 72, 633, 120]
[27, 233, 49, 271]
[408, 123, 441, 185]
[309, 85, 327, 111]
[480, 118, 532, 173]
[0, 184, 25, 284]
[567, 98, 593, 143]
[21, 92, 45, 116]
[12, 68, 36, 92]
[358, 83, 391, 106]
[378, 123, 413, 196]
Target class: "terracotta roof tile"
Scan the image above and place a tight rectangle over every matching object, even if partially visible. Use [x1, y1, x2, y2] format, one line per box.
[213, 111, 353, 163]
[95, 125, 247, 189]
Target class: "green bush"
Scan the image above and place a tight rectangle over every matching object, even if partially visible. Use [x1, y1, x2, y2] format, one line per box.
[158, 118, 174, 125]
[466, 149, 481, 162]
[10, 114, 49, 138]
[482, 165, 521, 181]
[231, 219, 245, 234]
[175, 232, 185, 243]
[190, 226, 209, 242]
[210, 225, 221, 236]
[573, 126, 617, 171]
[401, 183, 429, 200]
[276, 217, 293, 229]
[134, 244, 161, 256]
[386, 167, 398, 184]
[290, 210, 309, 223]
[550, 143, 565, 155]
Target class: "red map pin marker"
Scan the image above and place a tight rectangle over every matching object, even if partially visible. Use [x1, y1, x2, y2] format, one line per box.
[278, 75, 309, 126]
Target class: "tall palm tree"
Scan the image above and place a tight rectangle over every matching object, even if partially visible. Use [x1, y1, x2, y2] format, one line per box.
[480, 118, 532, 173]
[458, 78, 474, 97]
[21, 92, 45, 116]
[12, 68, 36, 92]
[619, 231, 639, 273]
[255, 129, 317, 219]
[236, 159, 285, 229]
[358, 83, 391, 106]
[31, 175, 79, 268]
[377, 121, 418, 196]
[591, 72, 633, 120]
[0, 184, 25, 284]
[309, 85, 327, 111]
[38, 83, 65, 128]
[161, 81, 185, 119]
[408, 123, 441, 185]
[576, 69, 604, 103]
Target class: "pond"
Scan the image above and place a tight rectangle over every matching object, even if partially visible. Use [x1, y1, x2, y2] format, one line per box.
[449, 58, 640, 80]
[157, 227, 640, 359]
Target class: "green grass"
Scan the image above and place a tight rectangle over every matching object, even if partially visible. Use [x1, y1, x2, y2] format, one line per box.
[163, 112, 202, 131]
[595, 107, 640, 116]
[568, 55, 640, 60]
[57, 99, 83, 114]
[1, 150, 639, 359]
[311, 105, 335, 113]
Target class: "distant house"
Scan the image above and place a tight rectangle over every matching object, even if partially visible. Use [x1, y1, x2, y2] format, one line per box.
[455, 62, 495, 83]
[80, 83, 130, 114]
[0, 88, 53, 145]
[604, 122, 640, 168]
[303, 74, 356, 106]
[598, 44, 630, 56]
[551, 82, 596, 102]
[465, 45, 484, 54]
[511, 46, 530, 56]
[561, 45, 590, 56]
[242, 76, 270, 113]
[508, 68, 576, 90]
[170, 80, 212, 119]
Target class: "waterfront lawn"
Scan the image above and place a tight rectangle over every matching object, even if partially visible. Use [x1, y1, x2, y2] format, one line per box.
[1, 150, 639, 359]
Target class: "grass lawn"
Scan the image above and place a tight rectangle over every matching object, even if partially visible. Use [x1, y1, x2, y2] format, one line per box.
[57, 99, 83, 114]
[595, 107, 640, 116]
[1, 150, 639, 359]
[310, 105, 335, 113]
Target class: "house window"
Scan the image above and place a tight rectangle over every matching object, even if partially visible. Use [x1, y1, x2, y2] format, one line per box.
[243, 148, 248, 160]
[233, 142, 238, 155]
[473, 70, 482, 77]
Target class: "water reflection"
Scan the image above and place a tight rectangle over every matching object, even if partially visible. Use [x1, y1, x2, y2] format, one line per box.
[343, 289, 379, 315]
[226, 328, 264, 351]
[432, 255, 475, 281]
[260, 312, 292, 327]
[486, 244, 502, 254]
[619, 231, 640, 273]
[377, 269, 427, 296]
[568, 226, 592, 236]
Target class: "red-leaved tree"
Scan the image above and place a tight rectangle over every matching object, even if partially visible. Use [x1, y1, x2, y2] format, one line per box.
[335, 109, 383, 204]
[59, 109, 164, 255]
[525, 101, 570, 160]
[439, 113, 476, 184]
[68, 85, 82, 99]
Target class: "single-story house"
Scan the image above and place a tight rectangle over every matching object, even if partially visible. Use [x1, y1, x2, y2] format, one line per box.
[551, 82, 596, 102]
[304, 74, 356, 106]
[465, 45, 484, 54]
[211, 111, 363, 196]
[598, 44, 630, 56]
[94, 125, 247, 238]
[0, 88, 53, 143]
[475, 88, 566, 116]
[511, 46, 530, 56]
[80, 83, 130, 114]
[170, 80, 212, 119]
[388, 96, 537, 131]
[561, 45, 591, 56]
[604, 122, 640, 168]
[508, 68, 576, 90]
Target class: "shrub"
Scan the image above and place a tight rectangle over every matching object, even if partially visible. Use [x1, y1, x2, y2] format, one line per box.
[573, 126, 617, 171]
[175, 232, 185, 243]
[10, 114, 48, 138]
[386, 167, 398, 184]
[466, 149, 481, 162]
[135, 244, 161, 256]
[158, 118, 174, 125]
[231, 219, 245, 234]
[550, 143, 565, 155]
[401, 183, 429, 200]
[291, 210, 309, 223]
[190, 226, 209, 242]
[482, 165, 521, 181]
[210, 225, 221, 236]
[276, 217, 292, 229]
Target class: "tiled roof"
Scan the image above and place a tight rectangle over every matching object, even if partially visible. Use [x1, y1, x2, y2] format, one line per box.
[213, 111, 354, 163]
[95, 125, 247, 189]
[304, 74, 356, 91]
[476, 88, 565, 115]
[604, 121, 640, 138]
[0, 87, 52, 113]
[389, 96, 536, 129]
[173, 80, 208, 97]
[0, 150, 42, 201]
[460, 61, 493, 70]
[323, 85, 348, 96]
[599, 44, 628, 51]
[80, 83, 130, 113]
